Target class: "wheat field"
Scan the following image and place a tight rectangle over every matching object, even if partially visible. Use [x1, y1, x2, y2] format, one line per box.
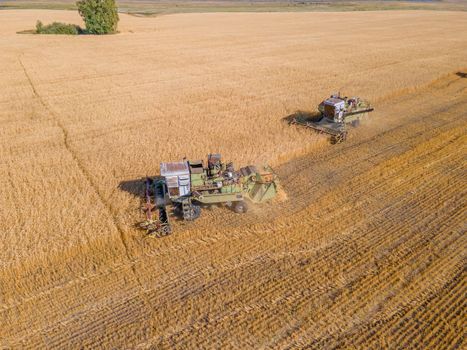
[0, 9, 466, 349]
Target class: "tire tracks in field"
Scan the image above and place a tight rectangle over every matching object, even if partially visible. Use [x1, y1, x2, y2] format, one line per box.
[374, 68, 467, 104]
[8, 67, 466, 347]
[306, 268, 465, 349]
[181, 72, 467, 234]
[17, 57, 151, 308]
[147, 131, 467, 348]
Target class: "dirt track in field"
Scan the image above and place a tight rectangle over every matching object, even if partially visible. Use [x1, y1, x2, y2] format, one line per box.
[0, 9, 466, 349]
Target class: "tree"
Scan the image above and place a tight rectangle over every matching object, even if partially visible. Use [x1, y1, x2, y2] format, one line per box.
[35, 20, 81, 35]
[36, 20, 44, 33]
[76, 0, 119, 34]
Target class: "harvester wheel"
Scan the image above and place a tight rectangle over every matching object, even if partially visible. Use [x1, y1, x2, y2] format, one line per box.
[173, 204, 183, 217]
[184, 204, 201, 221]
[233, 201, 248, 214]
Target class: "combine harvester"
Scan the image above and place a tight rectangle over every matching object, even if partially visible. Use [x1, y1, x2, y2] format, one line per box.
[140, 154, 279, 236]
[290, 93, 374, 143]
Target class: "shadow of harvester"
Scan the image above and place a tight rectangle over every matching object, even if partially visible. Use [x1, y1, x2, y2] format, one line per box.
[118, 176, 186, 234]
[118, 177, 148, 198]
[456, 72, 467, 78]
[119, 176, 169, 198]
[282, 110, 322, 125]
[118, 176, 233, 230]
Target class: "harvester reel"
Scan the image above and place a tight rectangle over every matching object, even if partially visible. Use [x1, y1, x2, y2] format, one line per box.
[142, 202, 155, 214]
[331, 131, 347, 144]
[151, 224, 172, 238]
[140, 220, 172, 237]
[139, 219, 158, 232]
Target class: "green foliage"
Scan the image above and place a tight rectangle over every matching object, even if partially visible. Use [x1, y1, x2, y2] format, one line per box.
[76, 0, 119, 34]
[35, 20, 81, 35]
[36, 20, 43, 33]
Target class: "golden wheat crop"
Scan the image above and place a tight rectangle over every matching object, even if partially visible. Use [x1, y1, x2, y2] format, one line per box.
[0, 9, 466, 349]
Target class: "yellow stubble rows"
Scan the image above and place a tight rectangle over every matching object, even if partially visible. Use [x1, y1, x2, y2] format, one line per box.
[0, 9, 466, 349]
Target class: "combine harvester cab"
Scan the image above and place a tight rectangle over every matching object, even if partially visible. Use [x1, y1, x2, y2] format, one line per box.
[141, 154, 279, 236]
[290, 93, 374, 143]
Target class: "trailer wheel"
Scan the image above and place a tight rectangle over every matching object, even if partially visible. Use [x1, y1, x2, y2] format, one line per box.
[233, 201, 248, 214]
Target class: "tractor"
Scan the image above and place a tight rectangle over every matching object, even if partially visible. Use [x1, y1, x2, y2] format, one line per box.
[140, 154, 279, 236]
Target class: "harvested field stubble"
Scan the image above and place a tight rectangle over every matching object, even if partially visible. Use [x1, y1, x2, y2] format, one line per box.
[0, 9, 466, 349]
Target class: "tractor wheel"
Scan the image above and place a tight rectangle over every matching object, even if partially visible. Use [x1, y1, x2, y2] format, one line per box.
[233, 201, 248, 214]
